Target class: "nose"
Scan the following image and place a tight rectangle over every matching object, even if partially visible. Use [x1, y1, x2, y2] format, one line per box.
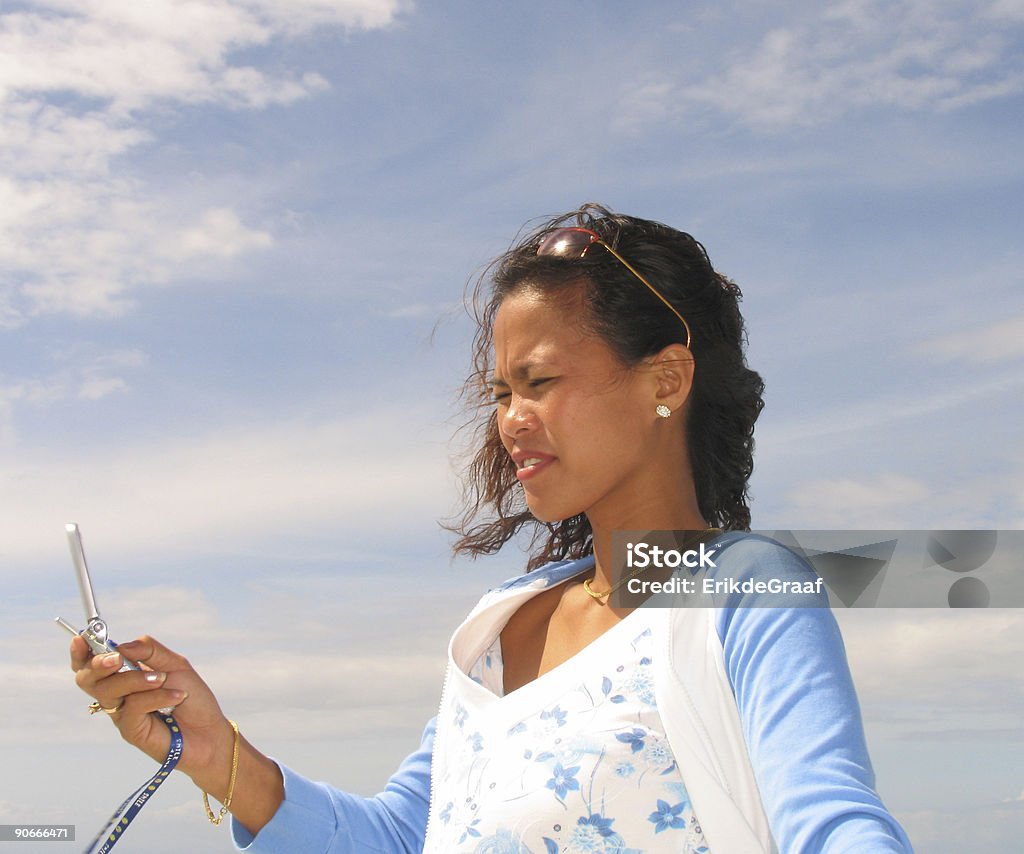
[498, 393, 537, 439]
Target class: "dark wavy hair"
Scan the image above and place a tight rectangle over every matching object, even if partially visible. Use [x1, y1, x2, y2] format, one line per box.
[448, 203, 765, 570]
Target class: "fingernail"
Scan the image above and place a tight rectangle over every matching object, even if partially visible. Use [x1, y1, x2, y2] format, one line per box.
[103, 653, 121, 667]
[145, 672, 166, 683]
[169, 690, 187, 702]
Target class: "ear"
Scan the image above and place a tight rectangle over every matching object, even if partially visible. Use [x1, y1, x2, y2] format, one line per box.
[649, 343, 695, 413]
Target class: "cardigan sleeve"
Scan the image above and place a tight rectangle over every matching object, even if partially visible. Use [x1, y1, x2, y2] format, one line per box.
[231, 716, 434, 853]
[713, 537, 914, 853]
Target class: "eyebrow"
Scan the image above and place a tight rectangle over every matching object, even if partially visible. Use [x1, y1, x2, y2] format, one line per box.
[488, 363, 544, 387]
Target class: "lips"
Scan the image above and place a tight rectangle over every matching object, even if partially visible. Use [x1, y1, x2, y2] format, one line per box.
[512, 450, 556, 481]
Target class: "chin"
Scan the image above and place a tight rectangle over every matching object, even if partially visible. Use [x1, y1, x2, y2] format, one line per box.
[524, 495, 586, 525]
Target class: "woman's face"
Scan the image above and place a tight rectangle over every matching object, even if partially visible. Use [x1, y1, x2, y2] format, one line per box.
[491, 287, 660, 525]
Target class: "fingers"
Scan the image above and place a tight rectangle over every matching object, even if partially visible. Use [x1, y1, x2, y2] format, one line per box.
[69, 634, 91, 672]
[70, 633, 202, 722]
[77, 660, 174, 710]
[119, 686, 189, 718]
[72, 646, 123, 693]
[70, 634, 190, 691]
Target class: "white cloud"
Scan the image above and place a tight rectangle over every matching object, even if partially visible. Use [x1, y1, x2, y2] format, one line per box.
[837, 609, 1024, 715]
[0, 1, 403, 110]
[0, 101, 150, 177]
[833, 609, 1024, 851]
[780, 473, 931, 527]
[0, 346, 147, 440]
[0, 405, 452, 565]
[898, 801, 1024, 853]
[248, 0, 408, 33]
[774, 461, 1024, 529]
[915, 314, 1024, 363]
[76, 376, 127, 400]
[175, 207, 274, 258]
[620, 0, 1024, 131]
[4, 642, 444, 747]
[760, 369, 1024, 449]
[987, 0, 1024, 23]
[2, 179, 270, 319]
[0, 1, 406, 324]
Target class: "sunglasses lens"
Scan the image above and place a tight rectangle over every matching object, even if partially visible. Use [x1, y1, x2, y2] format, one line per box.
[536, 228, 599, 259]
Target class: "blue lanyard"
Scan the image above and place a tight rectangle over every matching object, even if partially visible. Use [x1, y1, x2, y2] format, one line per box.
[84, 714, 184, 854]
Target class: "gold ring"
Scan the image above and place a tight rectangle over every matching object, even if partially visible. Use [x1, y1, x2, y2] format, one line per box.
[88, 699, 124, 715]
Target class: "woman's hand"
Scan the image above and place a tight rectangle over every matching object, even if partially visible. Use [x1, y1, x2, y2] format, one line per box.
[70, 635, 285, 833]
[70, 635, 233, 790]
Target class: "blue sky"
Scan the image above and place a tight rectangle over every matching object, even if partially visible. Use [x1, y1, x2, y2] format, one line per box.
[2, 1, 1023, 851]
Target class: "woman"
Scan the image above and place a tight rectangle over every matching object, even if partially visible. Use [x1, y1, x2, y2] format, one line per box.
[72, 204, 913, 852]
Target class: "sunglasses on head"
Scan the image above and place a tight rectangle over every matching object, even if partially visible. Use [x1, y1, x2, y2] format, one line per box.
[536, 226, 692, 350]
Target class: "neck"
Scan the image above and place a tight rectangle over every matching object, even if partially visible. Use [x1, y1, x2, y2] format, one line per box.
[587, 492, 707, 593]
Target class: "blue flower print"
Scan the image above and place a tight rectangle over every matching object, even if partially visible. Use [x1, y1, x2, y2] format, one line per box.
[469, 731, 484, 752]
[581, 806, 610, 835]
[547, 733, 594, 768]
[620, 668, 656, 706]
[540, 705, 567, 727]
[640, 735, 675, 772]
[458, 817, 482, 844]
[613, 761, 635, 778]
[453, 702, 467, 730]
[545, 762, 581, 799]
[473, 828, 531, 854]
[615, 728, 647, 754]
[439, 801, 454, 824]
[633, 629, 652, 647]
[566, 823, 603, 853]
[566, 814, 626, 853]
[578, 813, 615, 838]
[648, 799, 686, 833]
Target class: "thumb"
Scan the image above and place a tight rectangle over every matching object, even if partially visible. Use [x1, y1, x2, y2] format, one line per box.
[115, 635, 191, 672]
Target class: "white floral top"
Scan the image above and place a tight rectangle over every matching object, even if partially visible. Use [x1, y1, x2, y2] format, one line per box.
[429, 605, 711, 854]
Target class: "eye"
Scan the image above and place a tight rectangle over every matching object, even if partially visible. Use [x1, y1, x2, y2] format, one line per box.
[490, 377, 554, 404]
